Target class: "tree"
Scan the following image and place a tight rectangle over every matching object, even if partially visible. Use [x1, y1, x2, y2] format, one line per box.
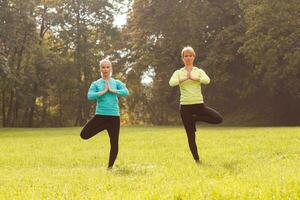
[237, 0, 300, 124]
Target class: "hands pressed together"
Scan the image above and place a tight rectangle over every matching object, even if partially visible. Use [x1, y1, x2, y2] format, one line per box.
[179, 69, 200, 84]
[98, 81, 117, 96]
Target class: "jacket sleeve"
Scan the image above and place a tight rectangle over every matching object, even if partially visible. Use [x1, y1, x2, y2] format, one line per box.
[199, 69, 210, 84]
[116, 80, 129, 96]
[87, 82, 99, 100]
[169, 70, 180, 87]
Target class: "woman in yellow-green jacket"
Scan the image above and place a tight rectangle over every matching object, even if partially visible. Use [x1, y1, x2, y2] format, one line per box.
[169, 46, 223, 164]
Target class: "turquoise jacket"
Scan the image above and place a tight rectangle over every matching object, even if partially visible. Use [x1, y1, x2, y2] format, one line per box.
[87, 78, 129, 116]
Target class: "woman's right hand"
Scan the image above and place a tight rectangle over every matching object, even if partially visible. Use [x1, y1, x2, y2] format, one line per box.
[97, 81, 109, 96]
[179, 72, 189, 83]
[98, 89, 107, 96]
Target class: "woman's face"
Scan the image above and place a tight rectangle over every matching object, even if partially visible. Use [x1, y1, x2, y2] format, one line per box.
[182, 51, 195, 66]
[100, 61, 112, 77]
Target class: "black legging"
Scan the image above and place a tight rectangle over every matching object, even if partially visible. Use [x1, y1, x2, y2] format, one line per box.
[180, 103, 222, 161]
[80, 115, 120, 168]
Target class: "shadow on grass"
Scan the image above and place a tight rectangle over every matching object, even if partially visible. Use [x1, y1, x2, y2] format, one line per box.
[222, 160, 242, 174]
[112, 164, 157, 176]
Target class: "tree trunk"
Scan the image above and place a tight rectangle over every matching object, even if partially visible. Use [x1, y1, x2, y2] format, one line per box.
[12, 41, 26, 127]
[58, 88, 63, 126]
[81, 33, 88, 122]
[27, 83, 37, 127]
[15, 96, 19, 126]
[1, 90, 6, 127]
[74, 0, 84, 126]
[28, 3, 48, 127]
[22, 106, 29, 126]
[41, 96, 47, 126]
[6, 90, 15, 127]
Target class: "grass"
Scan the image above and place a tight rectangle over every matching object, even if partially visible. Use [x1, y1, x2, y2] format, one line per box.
[0, 126, 299, 199]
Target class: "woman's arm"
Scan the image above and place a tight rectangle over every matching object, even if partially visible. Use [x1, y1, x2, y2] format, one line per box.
[87, 82, 99, 100]
[198, 69, 210, 84]
[188, 70, 199, 81]
[87, 82, 107, 100]
[169, 70, 179, 86]
[114, 80, 129, 96]
[169, 70, 190, 86]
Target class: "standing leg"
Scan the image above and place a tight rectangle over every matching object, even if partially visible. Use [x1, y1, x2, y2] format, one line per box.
[186, 131, 200, 162]
[80, 115, 108, 140]
[180, 105, 200, 162]
[194, 104, 223, 124]
[107, 116, 120, 169]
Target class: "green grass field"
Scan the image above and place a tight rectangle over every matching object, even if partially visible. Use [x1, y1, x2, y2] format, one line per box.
[0, 126, 299, 199]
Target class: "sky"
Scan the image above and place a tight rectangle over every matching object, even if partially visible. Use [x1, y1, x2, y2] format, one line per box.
[113, 0, 130, 28]
[114, 14, 127, 27]
[112, 6, 153, 85]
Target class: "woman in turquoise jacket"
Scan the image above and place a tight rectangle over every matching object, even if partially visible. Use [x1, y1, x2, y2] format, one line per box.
[80, 59, 129, 169]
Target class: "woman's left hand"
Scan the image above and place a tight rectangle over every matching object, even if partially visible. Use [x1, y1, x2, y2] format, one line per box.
[188, 71, 200, 81]
[109, 88, 117, 94]
[106, 82, 117, 93]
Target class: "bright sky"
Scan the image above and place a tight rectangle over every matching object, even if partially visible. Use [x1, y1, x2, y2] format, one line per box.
[113, 5, 153, 85]
[114, 14, 127, 27]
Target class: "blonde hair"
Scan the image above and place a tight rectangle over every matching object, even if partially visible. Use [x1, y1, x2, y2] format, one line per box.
[181, 46, 196, 58]
[99, 58, 112, 77]
[99, 58, 112, 67]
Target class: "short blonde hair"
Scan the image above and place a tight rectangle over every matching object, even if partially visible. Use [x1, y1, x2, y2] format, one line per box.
[181, 46, 196, 58]
[99, 58, 112, 67]
[99, 58, 113, 77]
